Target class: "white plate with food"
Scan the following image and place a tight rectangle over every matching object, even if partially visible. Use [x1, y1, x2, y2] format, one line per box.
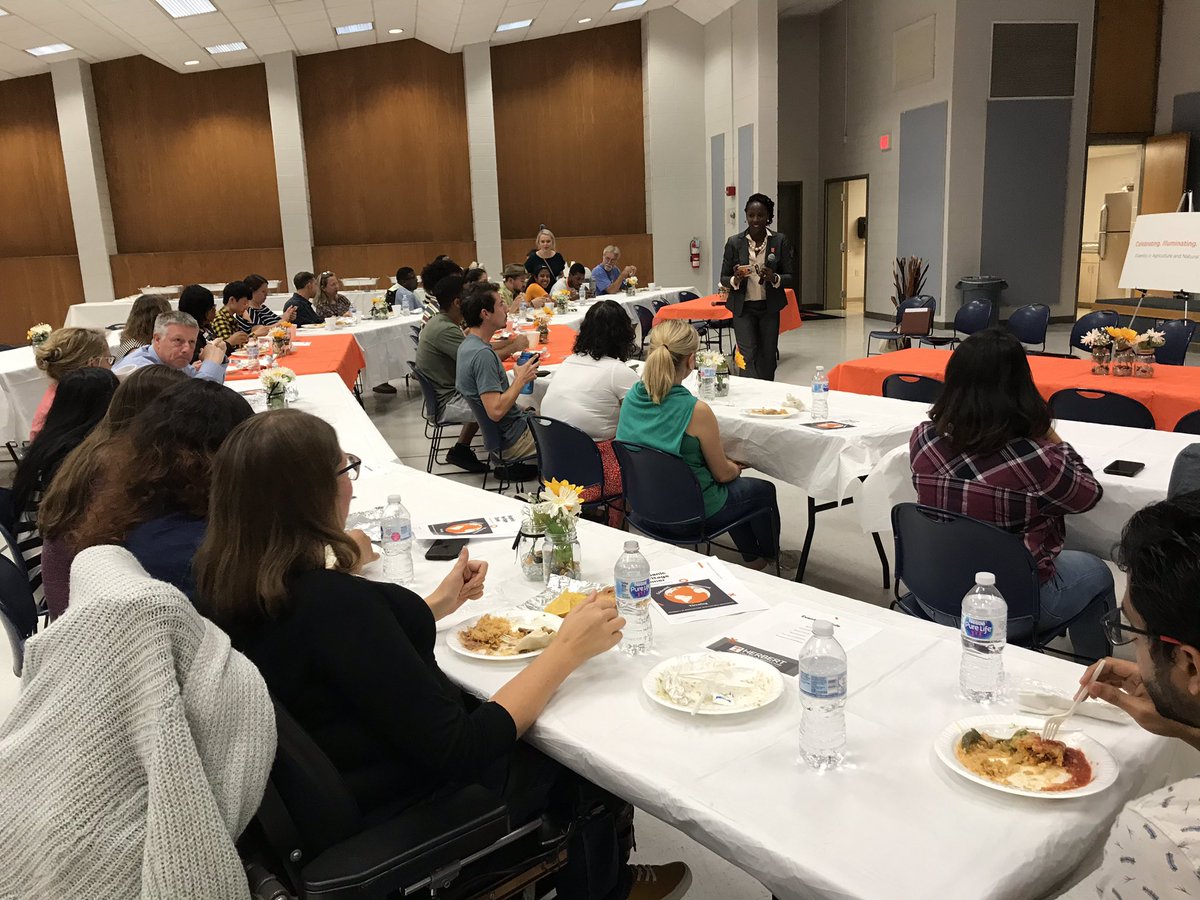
[935, 714, 1118, 799]
[450, 609, 561, 661]
[743, 406, 800, 419]
[644, 652, 784, 716]
[299, 323, 325, 331]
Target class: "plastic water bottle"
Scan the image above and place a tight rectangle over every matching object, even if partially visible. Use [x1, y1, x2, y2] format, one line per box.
[698, 363, 717, 401]
[518, 297, 529, 320]
[614, 540, 653, 655]
[798, 620, 847, 769]
[380, 494, 415, 585]
[811, 366, 830, 420]
[245, 338, 260, 373]
[579, 282, 588, 304]
[960, 572, 1007, 702]
[347, 304, 359, 326]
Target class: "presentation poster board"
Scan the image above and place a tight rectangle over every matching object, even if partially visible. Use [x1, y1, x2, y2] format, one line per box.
[1119, 212, 1200, 293]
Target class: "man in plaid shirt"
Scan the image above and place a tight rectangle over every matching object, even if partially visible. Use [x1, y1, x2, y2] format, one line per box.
[906, 327, 1115, 659]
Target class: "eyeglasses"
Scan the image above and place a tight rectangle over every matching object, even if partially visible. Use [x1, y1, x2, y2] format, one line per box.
[336, 453, 361, 481]
[1104, 608, 1181, 647]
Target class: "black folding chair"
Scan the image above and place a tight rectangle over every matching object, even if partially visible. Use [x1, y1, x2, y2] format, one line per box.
[1006, 303, 1050, 353]
[1048, 388, 1155, 429]
[882, 374, 943, 404]
[528, 417, 621, 518]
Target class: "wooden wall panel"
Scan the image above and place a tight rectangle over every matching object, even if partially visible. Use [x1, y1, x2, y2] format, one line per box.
[314, 242, 479, 288]
[92, 56, 282, 253]
[0, 256, 83, 342]
[1089, 0, 1161, 136]
[492, 21, 646, 240]
[109, 249, 287, 298]
[0, 74, 76, 258]
[298, 42, 474, 247]
[501, 234, 654, 284]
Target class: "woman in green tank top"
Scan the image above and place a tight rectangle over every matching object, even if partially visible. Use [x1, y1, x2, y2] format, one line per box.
[615, 320, 780, 566]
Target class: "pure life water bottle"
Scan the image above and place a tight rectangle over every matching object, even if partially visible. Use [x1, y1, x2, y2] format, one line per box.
[960, 572, 1007, 702]
[798, 621, 847, 769]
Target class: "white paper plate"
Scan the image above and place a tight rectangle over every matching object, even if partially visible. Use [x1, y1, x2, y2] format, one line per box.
[299, 324, 325, 331]
[935, 714, 1118, 799]
[448, 609, 562, 662]
[643, 652, 784, 716]
[743, 407, 800, 419]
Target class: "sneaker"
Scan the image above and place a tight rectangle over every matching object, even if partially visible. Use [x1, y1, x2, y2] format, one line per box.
[446, 443, 488, 473]
[493, 462, 538, 483]
[628, 863, 692, 900]
[372, 382, 397, 394]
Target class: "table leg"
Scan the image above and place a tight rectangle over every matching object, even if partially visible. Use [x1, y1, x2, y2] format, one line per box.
[871, 531, 891, 589]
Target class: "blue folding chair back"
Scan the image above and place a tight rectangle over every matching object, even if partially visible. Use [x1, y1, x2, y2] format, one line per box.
[408, 362, 444, 425]
[882, 373, 943, 404]
[613, 441, 707, 543]
[528, 416, 605, 496]
[0, 551, 37, 675]
[1175, 409, 1200, 435]
[1168, 445, 1200, 499]
[1006, 304, 1050, 351]
[635, 305, 655, 352]
[651, 299, 671, 312]
[1154, 319, 1196, 366]
[891, 503, 1044, 645]
[919, 299, 991, 348]
[867, 295, 936, 355]
[1048, 387, 1155, 429]
[676, 291, 700, 303]
[1069, 310, 1119, 356]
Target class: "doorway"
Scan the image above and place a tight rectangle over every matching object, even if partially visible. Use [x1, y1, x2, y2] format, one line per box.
[823, 176, 868, 312]
[1079, 143, 1141, 311]
[776, 182, 803, 298]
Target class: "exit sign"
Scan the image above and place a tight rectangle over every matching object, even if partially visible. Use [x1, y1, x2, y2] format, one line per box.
[879, 133, 891, 151]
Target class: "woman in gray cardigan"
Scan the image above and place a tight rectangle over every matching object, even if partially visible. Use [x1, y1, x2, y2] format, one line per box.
[719, 193, 794, 380]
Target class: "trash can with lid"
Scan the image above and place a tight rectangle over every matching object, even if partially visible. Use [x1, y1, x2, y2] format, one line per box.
[956, 276, 1007, 325]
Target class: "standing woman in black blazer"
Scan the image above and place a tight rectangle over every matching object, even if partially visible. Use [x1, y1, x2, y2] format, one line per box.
[719, 193, 794, 381]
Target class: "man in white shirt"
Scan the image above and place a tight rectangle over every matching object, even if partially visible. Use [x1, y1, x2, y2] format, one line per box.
[1061, 494, 1200, 898]
[113, 311, 226, 383]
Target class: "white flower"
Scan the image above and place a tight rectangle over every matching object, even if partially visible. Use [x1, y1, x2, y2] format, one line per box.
[696, 349, 726, 369]
[1079, 328, 1110, 348]
[1137, 329, 1166, 348]
[542, 478, 582, 517]
[260, 366, 296, 389]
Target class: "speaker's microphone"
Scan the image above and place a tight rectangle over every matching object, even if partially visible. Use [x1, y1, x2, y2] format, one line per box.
[763, 251, 776, 284]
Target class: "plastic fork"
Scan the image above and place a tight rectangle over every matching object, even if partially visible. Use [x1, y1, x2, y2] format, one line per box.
[1043, 660, 1105, 741]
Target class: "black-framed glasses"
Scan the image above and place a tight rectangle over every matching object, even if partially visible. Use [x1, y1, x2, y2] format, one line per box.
[1104, 608, 1181, 647]
[336, 453, 361, 482]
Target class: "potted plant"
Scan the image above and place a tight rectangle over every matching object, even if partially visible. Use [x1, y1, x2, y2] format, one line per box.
[891, 257, 928, 307]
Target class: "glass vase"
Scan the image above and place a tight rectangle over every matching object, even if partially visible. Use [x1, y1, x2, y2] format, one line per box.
[266, 387, 288, 410]
[272, 338, 288, 358]
[516, 509, 547, 582]
[1134, 349, 1156, 378]
[1112, 347, 1134, 377]
[1090, 346, 1111, 375]
[542, 522, 582, 581]
[715, 365, 731, 397]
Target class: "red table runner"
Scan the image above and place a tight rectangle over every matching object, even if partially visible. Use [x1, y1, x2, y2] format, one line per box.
[652, 289, 803, 334]
[828, 348, 1200, 431]
[503, 324, 578, 369]
[226, 332, 365, 391]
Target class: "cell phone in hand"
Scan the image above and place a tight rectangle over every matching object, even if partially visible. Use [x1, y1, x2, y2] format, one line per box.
[425, 538, 468, 561]
[1103, 459, 1145, 478]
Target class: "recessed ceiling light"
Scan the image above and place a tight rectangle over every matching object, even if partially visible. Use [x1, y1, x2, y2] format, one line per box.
[206, 41, 248, 54]
[496, 19, 533, 32]
[611, 0, 647, 9]
[184, 59, 200, 66]
[154, 0, 216, 18]
[388, 28, 404, 34]
[26, 43, 73, 57]
[335, 22, 373, 35]
[578, 17, 592, 23]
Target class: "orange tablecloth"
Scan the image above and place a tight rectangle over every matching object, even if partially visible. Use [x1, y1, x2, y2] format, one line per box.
[225, 332, 365, 391]
[652, 288, 803, 334]
[503, 324, 578, 369]
[828, 348, 1200, 431]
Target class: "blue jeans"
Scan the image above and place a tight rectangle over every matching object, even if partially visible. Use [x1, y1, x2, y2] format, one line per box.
[1038, 550, 1116, 661]
[702, 476, 779, 561]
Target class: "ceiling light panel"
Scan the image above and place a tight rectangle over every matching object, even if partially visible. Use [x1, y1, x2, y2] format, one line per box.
[206, 41, 248, 54]
[154, 0, 217, 17]
[26, 44, 73, 57]
[335, 22, 373, 35]
[611, 0, 648, 9]
[496, 19, 533, 32]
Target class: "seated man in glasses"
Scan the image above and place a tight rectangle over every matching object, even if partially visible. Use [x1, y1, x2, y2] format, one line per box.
[1061, 493, 1200, 898]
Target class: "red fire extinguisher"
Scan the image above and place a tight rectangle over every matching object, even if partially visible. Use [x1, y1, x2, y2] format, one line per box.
[689, 238, 701, 269]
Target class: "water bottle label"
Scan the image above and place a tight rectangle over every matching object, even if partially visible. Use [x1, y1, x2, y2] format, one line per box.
[963, 617, 994, 640]
[700, 366, 716, 378]
[616, 578, 651, 600]
[387, 524, 413, 542]
[812, 382, 829, 393]
[800, 670, 846, 699]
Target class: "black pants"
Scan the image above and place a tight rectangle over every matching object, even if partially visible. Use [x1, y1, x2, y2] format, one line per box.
[482, 742, 634, 899]
[731, 302, 780, 380]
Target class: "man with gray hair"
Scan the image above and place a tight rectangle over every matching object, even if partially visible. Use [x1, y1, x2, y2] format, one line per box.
[113, 311, 227, 383]
[592, 245, 637, 295]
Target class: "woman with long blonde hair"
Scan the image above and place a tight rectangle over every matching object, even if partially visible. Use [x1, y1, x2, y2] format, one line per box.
[30, 327, 113, 440]
[523, 227, 566, 281]
[615, 320, 779, 567]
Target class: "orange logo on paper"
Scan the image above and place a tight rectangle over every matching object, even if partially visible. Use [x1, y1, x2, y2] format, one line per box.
[663, 583, 711, 605]
[445, 521, 484, 535]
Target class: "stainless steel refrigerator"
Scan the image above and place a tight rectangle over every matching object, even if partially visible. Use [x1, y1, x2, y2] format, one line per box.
[1097, 191, 1133, 299]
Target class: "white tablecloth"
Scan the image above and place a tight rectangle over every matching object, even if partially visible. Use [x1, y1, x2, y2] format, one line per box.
[342, 458, 1174, 900]
[857, 416, 1192, 559]
[522, 286, 693, 332]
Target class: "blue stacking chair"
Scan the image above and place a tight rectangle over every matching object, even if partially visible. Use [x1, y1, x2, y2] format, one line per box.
[0, 547, 37, 676]
[1068, 310, 1119, 357]
[634, 306, 655, 356]
[866, 296, 936, 356]
[528, 416, 621, 517]
[464, 396, 539, 494]
[919, 299, 992, 350]
[882, 373, 943, 404]
[1006, 304, 1050, 353]
[1048, 388, 1155, 429]
[1174, 410, 1200, 434]
[1154, 319, 1196, 366]
[613, 441, 779, 575]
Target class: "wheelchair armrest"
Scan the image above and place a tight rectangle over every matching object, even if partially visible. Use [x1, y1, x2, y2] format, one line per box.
[300, 784, 510, 898]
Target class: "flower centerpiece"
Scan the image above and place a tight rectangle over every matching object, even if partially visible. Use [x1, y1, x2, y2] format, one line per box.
[1133, 328, 1165, 378]
[551, 288, 573, 314]
[697, 349, 730, 397]
[1079, 328, 1113, 375]
[268, 324, 291, 357]
[523, 478, 584, 581]
[625, 275, 639, 296]
[1105, 326, 1139, 376]
[260, 366, 296, 410]
[26, 324, 51, 348]
[533, 311, 551, 344]
[370, 295, 390, 320]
